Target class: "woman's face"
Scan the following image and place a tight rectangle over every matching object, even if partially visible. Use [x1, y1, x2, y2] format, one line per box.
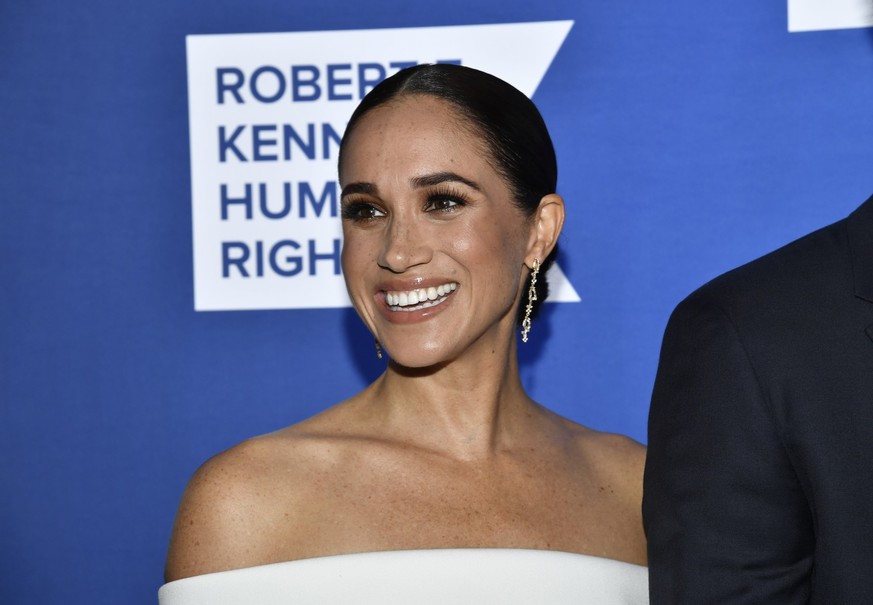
[339, 95, 534, 368]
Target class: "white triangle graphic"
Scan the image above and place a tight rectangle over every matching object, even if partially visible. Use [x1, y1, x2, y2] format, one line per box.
[546, 263, 581, 303]
[788, 0, 873, 32]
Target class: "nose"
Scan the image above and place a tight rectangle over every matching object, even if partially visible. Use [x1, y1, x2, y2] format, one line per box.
[378, 215, 433, 273]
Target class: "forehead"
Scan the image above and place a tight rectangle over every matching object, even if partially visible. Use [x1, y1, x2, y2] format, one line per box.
[356, 94, 474, 137]
[339, 95, 492, 180]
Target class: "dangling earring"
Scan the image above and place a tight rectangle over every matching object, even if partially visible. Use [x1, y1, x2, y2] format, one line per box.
[521, 258, 540, 343]
[375, 338, 383, 359]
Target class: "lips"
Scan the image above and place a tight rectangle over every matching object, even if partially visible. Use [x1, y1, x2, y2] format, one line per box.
[384, 282, 458, 312]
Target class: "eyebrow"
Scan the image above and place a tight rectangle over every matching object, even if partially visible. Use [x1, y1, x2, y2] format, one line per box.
[410, 171, 481, 191]
[341, 182, 378, 198]
[341, 171, 481, 199]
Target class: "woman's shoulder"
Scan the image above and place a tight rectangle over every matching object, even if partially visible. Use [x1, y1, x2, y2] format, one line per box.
[186, 395, 374, 486]
[182, 404, 361, 499]
[164, 405, 364, 581]
[549, 409, 646, 468]
[578, 426, 646, 473]
[521, 409, 647, 565]
[550, 413, 646, 503]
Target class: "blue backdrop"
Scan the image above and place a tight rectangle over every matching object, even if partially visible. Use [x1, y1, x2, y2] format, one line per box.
[2, 1, 872, 603]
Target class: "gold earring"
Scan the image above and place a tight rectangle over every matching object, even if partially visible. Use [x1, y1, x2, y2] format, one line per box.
[375, 338, 383, 359]
[521, 258, 540, 343]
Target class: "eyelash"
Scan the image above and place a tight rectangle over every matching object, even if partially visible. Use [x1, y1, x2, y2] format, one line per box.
[341, 201, 384, 222]
[341, 187, 469, 223]
[424, 187, 468, 213]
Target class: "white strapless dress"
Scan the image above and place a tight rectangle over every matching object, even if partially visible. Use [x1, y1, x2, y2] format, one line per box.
[158, 548, 648, 604]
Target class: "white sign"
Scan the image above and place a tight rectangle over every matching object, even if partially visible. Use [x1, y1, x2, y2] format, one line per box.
[186, 22, 580, 311]
[788, 0, 873, 32]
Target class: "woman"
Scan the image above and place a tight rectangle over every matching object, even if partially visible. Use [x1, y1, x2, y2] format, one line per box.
[161, 64, 647, 603]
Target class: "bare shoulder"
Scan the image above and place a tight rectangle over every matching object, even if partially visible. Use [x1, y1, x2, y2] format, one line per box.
[579, 427, 646, 481]
[164, 436, 282, 581]
[163, 395, 381, 581]
[549, 411, 646, 479]
[163, 420, 343, 582]
[553, 416, 647, 564]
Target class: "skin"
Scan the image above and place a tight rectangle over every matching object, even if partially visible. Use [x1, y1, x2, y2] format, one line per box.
[164, 95, 646, 582]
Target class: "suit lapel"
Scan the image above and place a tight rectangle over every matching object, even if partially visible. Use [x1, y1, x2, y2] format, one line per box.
[847, 194, 873, 303]
[847, 195, 873, 343]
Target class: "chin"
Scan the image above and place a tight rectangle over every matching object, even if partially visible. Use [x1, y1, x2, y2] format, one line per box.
[383, 340, 455, 370]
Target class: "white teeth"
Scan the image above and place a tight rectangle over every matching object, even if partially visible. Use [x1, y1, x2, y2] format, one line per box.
[385, 282, 458, 310]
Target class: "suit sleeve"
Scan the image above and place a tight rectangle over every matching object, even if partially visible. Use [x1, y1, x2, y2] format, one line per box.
[643, 290, 813, 604]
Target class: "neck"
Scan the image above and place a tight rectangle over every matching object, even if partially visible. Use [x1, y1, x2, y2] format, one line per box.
[368, 332, 538, 460]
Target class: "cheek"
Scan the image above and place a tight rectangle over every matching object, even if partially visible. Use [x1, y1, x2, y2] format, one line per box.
[340, 238, 354, 276]
[449, 216, 515, 255]
[450, 230, 473, 254]
[449, 226, 500, 284]
[340, 233, 372, 286]
[341, 237, 378, 324]
[451, 221, 524, 292]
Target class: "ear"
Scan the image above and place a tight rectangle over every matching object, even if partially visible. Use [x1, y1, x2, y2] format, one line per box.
[525, 193, 565, 267]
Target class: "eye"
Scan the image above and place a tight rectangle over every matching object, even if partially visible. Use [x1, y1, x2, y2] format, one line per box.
[424, 190, 467, 213]
[425, 197, 459, 212]
[341, 201, 386, 222]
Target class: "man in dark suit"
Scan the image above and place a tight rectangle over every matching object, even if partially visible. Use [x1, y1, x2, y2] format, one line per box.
[643, 194, 873, 603]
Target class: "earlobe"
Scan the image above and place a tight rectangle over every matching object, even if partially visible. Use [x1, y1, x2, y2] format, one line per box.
[526, 193, 565, 263]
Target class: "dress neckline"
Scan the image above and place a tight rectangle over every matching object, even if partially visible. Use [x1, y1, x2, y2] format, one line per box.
[159, 548, 649, 605]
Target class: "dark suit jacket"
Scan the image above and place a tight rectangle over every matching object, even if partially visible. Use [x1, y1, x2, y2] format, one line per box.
[644, 195, 873, 603]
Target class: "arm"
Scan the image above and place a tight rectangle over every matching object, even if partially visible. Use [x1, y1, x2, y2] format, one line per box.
[643, 290, 813, 604]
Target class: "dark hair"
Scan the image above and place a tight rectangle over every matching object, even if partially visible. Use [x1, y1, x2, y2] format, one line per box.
[339, 63, 559, 323]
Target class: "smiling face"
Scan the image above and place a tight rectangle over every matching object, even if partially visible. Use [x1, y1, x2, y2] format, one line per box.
[339, 94, 535, 368]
